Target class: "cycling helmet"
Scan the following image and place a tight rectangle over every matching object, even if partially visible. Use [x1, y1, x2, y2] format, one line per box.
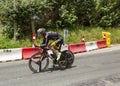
[37, 28, 46, 36]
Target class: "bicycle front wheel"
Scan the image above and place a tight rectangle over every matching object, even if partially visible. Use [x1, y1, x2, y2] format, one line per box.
[28, 52, 49, 73]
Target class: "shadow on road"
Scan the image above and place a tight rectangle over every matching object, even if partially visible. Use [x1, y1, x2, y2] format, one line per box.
[32, 65, 77, 74]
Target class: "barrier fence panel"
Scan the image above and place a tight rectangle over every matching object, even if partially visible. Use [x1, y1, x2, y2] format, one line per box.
[0, 39, 109, 62]
[22, 47, 42, 59]
[0, 48, 22, 62]
[68, 43, 86, 54]
[97, 40, 107, 49]
[85, 41, 98, 51]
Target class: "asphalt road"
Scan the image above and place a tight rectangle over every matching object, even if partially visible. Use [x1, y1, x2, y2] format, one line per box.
[0, 45, 120, 86]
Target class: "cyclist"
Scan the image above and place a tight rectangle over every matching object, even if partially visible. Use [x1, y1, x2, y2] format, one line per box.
[35, 28, 64, 61]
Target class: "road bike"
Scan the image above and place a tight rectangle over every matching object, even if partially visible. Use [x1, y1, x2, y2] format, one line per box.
[28, 44, 74, 73]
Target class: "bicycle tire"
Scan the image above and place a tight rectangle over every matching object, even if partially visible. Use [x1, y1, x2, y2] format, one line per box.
[65, 50, 74, 67]
[58, 51, 67, 70]
[28, 52, 49, 73]
[59, 50, 74, 68]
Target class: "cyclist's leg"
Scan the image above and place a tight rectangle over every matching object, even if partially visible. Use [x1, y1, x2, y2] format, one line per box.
[48, 43, 58, 65]
[49, 43, 57, 58]
[49, 40, 63, 59]
[50, 43, 59, 61]
[55, 40, 64, 61]
[57, 39, 64, 52]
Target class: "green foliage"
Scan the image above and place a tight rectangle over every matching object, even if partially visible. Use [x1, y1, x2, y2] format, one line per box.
[1, 27, 120, 49]
[0, 35, 18, 49]
[1, 0, 49, 38]
[96, 0, 120, 27]
[74, 0, 96, 26]
[57, 4, 77, 27]
[0, 0, 120, 39]
[2, 25, 14, 38]
[0, 34, 32, 49]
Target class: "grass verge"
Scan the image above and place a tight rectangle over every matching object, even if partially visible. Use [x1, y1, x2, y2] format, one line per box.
[0, 27, 120, 49]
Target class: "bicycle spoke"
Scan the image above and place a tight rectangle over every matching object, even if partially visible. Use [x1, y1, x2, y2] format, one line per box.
[31, 58, 38, 64]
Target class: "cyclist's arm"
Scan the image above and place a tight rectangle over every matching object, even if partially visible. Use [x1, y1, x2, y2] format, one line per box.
[40, 37, 49, 48]
[56, 34, 63, 43]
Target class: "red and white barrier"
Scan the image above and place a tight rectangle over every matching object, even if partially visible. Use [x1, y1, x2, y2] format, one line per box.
[68, 43, 86, 54]
[68, 40, 107, 54]
[85, 41, 98, 51]
[22, 47, 42, 60]
[0, 48, 22, 62]
[0, 40, 108, 62]
[97, 40, 107, 48]
[0, 47, 42, 62]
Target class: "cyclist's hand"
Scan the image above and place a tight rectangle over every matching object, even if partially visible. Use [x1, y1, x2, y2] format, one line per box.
[33, 43, 40, 48]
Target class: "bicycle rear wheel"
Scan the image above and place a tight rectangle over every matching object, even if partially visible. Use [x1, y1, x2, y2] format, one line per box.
[59, 50, 74, 69]
[65, 50, 74, 67]
[58, 53, 67, 70]
[28, 52, 49, 73]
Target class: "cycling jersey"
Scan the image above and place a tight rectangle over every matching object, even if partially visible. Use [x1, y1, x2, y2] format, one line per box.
[40, 32, 63, 51]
